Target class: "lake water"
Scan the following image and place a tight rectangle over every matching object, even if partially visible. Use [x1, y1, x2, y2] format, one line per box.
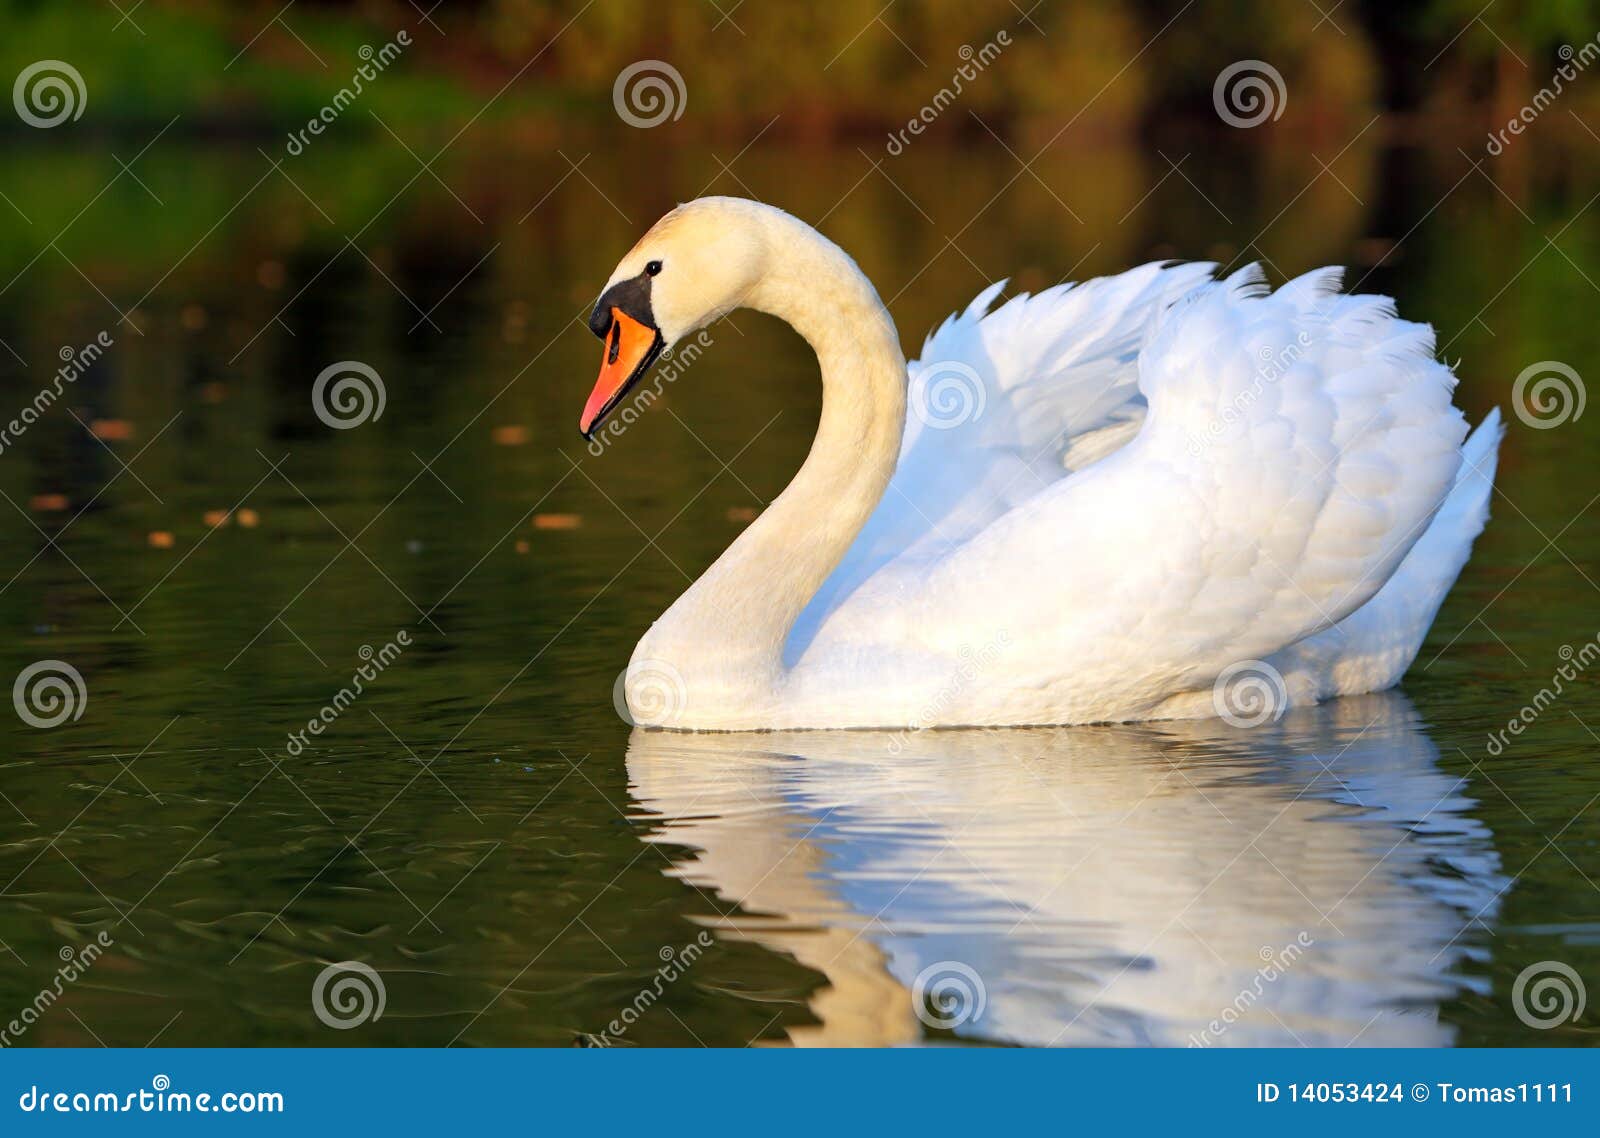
[1, 132, 1597, 1047]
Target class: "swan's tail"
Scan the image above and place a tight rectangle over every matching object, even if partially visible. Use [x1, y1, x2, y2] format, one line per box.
[1273, 406, 1504, 701]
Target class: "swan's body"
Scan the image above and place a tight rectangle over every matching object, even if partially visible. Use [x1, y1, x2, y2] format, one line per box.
[583, 197, 1500, 731]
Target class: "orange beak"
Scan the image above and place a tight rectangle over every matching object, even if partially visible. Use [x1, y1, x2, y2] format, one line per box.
[581, 307, 664, 437]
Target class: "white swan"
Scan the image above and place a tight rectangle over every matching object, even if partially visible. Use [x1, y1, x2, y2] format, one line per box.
[582, 197, 1501, 731]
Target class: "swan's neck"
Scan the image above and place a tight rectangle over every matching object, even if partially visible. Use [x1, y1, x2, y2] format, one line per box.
[637, 225, 905, 704]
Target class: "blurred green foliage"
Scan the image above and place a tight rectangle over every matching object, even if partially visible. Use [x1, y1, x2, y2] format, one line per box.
[3, 0, 1596, 141]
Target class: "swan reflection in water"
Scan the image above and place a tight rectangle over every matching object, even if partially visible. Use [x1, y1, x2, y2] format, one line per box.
[626, 693, 1504, 1047]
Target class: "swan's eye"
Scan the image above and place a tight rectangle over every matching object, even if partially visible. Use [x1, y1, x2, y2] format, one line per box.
[645, 260, 663, 277]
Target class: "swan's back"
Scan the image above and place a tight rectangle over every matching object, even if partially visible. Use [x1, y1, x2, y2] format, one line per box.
[787, 262, 1214, 664]
[786, 263, 1492, 728]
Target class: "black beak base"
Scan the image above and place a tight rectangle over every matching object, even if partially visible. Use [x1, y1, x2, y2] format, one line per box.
[589, 273, 657, 339]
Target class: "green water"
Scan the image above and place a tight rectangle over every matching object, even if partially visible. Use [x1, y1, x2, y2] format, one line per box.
[0, 133, 1597, 1047]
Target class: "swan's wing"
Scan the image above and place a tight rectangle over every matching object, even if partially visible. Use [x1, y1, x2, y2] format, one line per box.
[786, 262, 1215, 664]
[1267, 406, 1502, 701]
[893, 264, 1471, 717]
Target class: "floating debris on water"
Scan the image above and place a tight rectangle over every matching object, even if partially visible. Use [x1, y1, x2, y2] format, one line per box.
[533, 513, 581, 531]
[91, 419, 134, 441]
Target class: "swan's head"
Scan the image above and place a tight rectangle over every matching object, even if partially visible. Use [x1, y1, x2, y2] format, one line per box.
[581, 197, 770, 437]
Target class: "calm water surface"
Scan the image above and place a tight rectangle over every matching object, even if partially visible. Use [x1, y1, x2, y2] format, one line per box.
[1, 134, 1597, 1046]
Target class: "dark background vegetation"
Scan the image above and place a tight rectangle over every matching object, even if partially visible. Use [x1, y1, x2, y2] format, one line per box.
[3, 0, 1598, 140]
